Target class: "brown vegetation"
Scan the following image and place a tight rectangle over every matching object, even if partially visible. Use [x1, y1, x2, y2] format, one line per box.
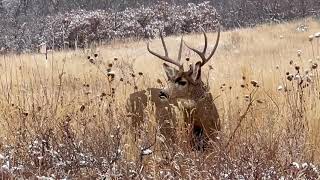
[0, 18, 320, 179]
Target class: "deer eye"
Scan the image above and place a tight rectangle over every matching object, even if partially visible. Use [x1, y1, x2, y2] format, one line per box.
[177, 81, 187, 86]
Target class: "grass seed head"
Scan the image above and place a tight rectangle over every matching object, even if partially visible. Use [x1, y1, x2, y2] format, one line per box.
[297, 50, 302, 57]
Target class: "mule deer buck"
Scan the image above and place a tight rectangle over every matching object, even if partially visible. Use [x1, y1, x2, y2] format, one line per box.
[127, 27, 221, 150]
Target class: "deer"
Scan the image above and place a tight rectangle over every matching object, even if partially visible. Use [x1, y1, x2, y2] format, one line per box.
[127, 27, 221, 150]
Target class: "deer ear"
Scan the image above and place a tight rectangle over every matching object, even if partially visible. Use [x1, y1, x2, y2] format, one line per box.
[191, 61, 202, 82]
[163, 63, 178, 80]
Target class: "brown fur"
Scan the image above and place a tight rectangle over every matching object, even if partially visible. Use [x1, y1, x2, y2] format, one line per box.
[127, 27, 221, 150]
[126, 88, 177, 143]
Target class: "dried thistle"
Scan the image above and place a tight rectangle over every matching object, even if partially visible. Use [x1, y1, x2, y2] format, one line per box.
[250, 80, 258, 87]
[80, 105, 85, 112]
[256, 100, 263, 104]
[157, 79, 163, 85]
[312, 63, 318, 69]
[308, 35, 314, 42]
[289, 60, 293, 65]
[107, 71, 115, 81]
[297, 50, 302, 57]
[89, 58, 95, 64]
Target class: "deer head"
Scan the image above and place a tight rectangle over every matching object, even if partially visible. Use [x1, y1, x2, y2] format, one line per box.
[147, 27, 220, 102]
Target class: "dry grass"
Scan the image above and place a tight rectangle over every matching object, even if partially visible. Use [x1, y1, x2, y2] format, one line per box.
[0, 18, 320, 179]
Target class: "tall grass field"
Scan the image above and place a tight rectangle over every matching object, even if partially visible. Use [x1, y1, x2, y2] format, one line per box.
[0, 18, 320, 179]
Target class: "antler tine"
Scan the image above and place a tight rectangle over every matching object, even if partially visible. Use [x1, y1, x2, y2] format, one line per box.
[206, 26, 221, 61]
[184, 25, 221, 67]
[147, 32, 183, 68]
[200, 27, 208, 55]
[159, 31, 169, 57]
[177, 36, 184, 62]
[184, 42, 206, 62]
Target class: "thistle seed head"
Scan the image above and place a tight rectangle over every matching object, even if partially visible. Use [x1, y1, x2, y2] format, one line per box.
[309, 35, 314, 42]
[312, 63, 318, 69]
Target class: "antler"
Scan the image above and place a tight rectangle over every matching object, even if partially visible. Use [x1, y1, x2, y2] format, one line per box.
[184, 26, 220, 67]
[147, 32, 184, 70]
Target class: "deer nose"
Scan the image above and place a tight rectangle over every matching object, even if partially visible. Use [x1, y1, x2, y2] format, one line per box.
[159, 90, 169, 99]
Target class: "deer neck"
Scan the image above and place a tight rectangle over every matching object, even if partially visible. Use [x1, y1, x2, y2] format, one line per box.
[176, 82, 207, 110]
